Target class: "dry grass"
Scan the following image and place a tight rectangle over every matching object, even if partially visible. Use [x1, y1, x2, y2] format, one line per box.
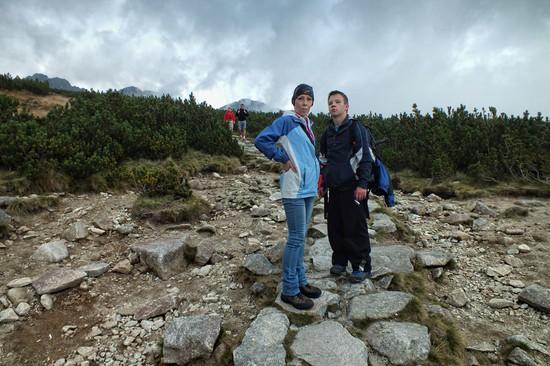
[395, 170, 550, 198]
[390, 271, 466, 366]
[0, 89, 70, 117]
[132, 194, 210, 223]
[7, 195, 60, 215]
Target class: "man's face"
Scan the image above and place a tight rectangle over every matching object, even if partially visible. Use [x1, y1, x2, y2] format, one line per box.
[293, 94, 313, 117]
[328, 94, 348, 118]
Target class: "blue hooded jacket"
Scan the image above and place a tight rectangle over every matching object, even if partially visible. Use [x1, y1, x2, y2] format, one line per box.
[255, 112, 320, 199]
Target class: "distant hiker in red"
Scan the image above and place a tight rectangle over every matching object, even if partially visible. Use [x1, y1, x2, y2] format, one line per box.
[224, 107, 236, 132]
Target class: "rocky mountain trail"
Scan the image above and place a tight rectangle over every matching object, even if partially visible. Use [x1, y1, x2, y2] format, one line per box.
[0, 139, 549, 365]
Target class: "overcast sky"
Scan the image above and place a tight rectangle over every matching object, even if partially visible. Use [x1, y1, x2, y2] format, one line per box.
[1, 0, 549, 116]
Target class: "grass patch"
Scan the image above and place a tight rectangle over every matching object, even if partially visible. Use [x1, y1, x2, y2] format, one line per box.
[178, 150, 242, 176]
[389, 271, 466, 365]
[390, 272, 427, 298]
[372, 206, 417, 243]
[395, 170, 550, 199]
[283, 329, 297, 362]
[6, 195, 60, 215]
[132, 194, 210, 223]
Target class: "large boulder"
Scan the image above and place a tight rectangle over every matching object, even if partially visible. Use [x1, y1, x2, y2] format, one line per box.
[163, 315, 221, 365]
[291, 320, 369, 366]
[366, 321, 430, 365]
[233, 307, 289, 366]
[131, 236, 189, 280]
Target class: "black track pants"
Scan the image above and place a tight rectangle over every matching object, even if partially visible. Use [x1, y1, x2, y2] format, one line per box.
[327, 188, 371, 271]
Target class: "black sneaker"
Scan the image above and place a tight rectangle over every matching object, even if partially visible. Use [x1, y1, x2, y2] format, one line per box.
[299, 284, 322, 299]
[280, 293, 314, 310]
[330, 264, 346, 276]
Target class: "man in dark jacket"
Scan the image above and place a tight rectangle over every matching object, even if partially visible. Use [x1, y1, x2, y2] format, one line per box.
[236, 103, 249, 140]
[318, 90, 375, 283]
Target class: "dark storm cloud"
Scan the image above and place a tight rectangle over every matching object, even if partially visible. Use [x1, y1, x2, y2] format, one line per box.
[1, 0, 549, 116]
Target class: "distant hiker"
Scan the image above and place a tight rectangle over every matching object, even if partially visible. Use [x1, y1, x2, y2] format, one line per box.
[224, 107, 236, 132]
[318, 90, 375, 283]
[255, 83, 321, 310]
[236, 103, 249, 140]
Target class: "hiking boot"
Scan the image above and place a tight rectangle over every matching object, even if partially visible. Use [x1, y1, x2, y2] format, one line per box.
[330, 264, 346, 276]
[299, 284, 322, 299]
[350, 270, 372, 284]
[280, 293, 314, 310]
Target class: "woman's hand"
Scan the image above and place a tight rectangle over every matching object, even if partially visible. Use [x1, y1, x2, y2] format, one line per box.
[282, 159, 297, 172]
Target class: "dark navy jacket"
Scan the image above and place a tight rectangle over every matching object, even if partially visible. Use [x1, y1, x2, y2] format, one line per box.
[319, 116, 375, 191]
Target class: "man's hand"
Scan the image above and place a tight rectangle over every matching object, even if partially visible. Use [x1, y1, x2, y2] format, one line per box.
[355, 187, 368, 201]
[318, 187, 324, 197]
[282, 160, 297, 173]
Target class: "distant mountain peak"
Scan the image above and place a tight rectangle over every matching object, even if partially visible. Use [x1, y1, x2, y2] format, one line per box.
[221, 98, 280, 113]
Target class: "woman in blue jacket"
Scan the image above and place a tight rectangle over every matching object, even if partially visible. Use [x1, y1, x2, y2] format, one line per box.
[254, 84, 322, 310]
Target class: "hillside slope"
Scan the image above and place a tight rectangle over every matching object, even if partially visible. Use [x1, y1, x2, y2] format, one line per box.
[0, 89, 70, 117]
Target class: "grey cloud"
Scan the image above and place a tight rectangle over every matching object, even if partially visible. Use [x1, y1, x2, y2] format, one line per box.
[1, 0, 549, 116]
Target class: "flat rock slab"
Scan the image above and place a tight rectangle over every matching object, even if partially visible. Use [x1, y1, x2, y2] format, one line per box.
[32, 269, 87, 295]
[366, 321, 430, 365]
[275, 290, 339, 319]
[371, 245, 415, 276]
[486, 264, 513, 278]
[243, 253, 273, 275]
[7, 277, 33, 288]
[134, 294, 181, 321]
[518, 284, 550, 313]
[31, 239, 68, 263]
[349, 291, 414, 321]
[291, 320, 369, 366]
[78, 262, 110, 277]
[163, 315, 221, 365]
[131, 236, 188, 280]
[233, 307, 289, 366]
[308, 224, 328, 239]
[415, 249, 453, 267]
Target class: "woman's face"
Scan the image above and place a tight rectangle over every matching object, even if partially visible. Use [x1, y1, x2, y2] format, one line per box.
[294, 94, 313, 117]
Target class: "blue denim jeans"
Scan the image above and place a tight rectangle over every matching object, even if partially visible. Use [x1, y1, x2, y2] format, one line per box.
[281, 196, 315, 296]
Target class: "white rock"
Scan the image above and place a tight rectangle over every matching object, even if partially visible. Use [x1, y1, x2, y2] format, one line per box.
[15, 302, 31, 316]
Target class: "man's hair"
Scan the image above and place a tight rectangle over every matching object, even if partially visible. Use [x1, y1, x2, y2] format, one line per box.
[328, 90, 348, 104]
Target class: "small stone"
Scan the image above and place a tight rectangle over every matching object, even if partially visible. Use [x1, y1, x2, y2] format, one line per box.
[14, 302, 31, 316]
[41, 294, 54, 310]
[488, 298, 515, 309]
[112, 259, 133, 274]
[447, 288, 468, 307]
[250, 282, 266, 295]
[517, 244, 531, 253]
